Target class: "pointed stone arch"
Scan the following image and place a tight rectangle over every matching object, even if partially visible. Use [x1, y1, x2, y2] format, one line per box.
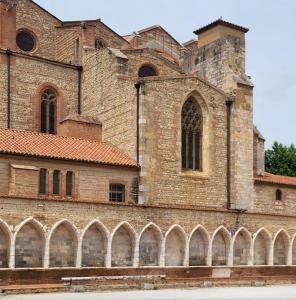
[80, 220, 109, 267]
[164, 224, 187, 266]
[0, 219, 12, 268]
[48, 219, 78, 268]
[291, 233, 296, 265]
[180, 90, 212, 174]
[253, 228, 272, 265]
[211, 226, 231, 266]
[273, 229, 290, 265]
[232, 227, 252, 265]
[138, 222, 163, 266]
[111, 221, 136, 267]
[189, 225, 209, 266]
[14, 217, 46, 268]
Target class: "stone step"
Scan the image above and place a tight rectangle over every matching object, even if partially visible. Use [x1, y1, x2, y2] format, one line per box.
[0, 283, 65, 295]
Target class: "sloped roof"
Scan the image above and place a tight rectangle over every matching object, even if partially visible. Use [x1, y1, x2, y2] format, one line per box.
[136, 25, 182, 46]
[255, 172, 296, 187]
[194, 19, 249, 35]
[254, 126, 265, 141]
[0, 129, 137, 168]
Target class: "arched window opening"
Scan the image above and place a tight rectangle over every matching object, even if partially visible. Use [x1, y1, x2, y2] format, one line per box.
[15, 222, 45, 268]
[53, 170, 61, 195]
[66, 171, 74, 197]
[49, 222, 77, 267]
[82, 224, 107, 267]
[181, 97, 202, 171]
[111, 224, 135, 267]
[138, 65, 157, 77]
[109, 184, 125, 202]
[41, 89, 56, 134]
[95, 38, 106, 49]
[276, 189, 282, 201]
[39, 168, 47, 195]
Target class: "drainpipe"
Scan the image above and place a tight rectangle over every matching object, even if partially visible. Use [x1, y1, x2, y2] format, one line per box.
[226, 98, 233, 210]
[6, 49, 12, 129]
[77, 65, 83, 114]
[134, 80, 143, 166]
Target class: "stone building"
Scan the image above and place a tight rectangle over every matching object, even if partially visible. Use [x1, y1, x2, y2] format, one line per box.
[0, 0, 296, 280]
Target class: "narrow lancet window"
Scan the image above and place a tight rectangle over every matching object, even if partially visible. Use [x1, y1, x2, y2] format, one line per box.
[181, 97, 202, 171]
[53, 170, 61, 195]
[39, 168, 47, 195]
[66, 171, 74, 197]
[41, 89, 56, 134]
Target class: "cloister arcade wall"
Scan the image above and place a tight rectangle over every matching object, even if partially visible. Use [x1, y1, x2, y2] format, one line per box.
[1, 217, 296, 269]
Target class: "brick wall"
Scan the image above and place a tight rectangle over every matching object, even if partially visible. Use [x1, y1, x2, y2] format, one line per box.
[0, 156, 138, 204]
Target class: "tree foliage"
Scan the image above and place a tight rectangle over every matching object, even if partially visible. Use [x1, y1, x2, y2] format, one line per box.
[265, 142, 296, 177]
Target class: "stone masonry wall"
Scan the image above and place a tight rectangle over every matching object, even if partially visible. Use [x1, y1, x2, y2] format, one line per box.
[122, 49, 181, 77]
[82, 48, 137, 159]
[137, 77, 228, 206]
[0, 53, 79, 132]
[254, 183, 296, 216]
[1, 197, 296, 268]
[16, 0, 60, 60]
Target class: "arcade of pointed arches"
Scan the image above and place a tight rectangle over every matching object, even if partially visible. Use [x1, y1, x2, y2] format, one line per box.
[0, 218, 296, 269]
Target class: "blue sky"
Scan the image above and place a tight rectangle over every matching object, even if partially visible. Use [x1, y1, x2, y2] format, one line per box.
[35, 0, 296, 148]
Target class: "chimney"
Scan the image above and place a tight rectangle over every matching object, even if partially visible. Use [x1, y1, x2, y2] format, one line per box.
[58, 114, 102, 142]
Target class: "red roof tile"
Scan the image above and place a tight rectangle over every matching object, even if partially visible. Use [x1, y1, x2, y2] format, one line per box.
[254, 172, 296, 187]
[0, 129, 137, 168]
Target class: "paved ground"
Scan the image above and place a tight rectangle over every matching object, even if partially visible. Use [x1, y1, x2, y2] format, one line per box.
[3, 285, 296, 300]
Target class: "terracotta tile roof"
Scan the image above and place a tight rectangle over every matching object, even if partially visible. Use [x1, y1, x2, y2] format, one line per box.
[194, 19, 249, 35]
[0, 129, 137, 168]
[254, 172, 296, 187]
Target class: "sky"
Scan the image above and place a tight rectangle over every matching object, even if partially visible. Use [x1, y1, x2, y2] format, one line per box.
[34, 0, 296, 149]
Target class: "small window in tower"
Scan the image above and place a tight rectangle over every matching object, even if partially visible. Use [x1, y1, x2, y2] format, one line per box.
[95, 38, 106, 49]
[138, 64, 157, 77]
[109, 184, 125, 202]
[53, 170, 61, 195]
[66, 171, 74, 197]
[39, 168, 47, 195]
[16, 30, 36, 52]
[276, 189, 282, 201]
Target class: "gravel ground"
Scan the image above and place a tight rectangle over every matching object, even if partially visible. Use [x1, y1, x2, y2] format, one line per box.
[3, 285, 296, 300]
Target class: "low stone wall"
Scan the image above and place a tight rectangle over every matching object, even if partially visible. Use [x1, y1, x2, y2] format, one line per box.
[1, 266, 296, 286]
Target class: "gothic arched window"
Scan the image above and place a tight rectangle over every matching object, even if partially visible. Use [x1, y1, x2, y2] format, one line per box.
[41, 89, 56, 134]
[181, 97, 202, 171]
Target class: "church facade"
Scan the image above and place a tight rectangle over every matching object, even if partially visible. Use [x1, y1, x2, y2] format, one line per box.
[0, 0, 296, 277]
